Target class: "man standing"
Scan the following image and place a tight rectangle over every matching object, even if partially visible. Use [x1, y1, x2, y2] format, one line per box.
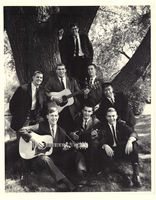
[20, 107, 76, 191]
[97, 82, 136, 129]
[59, 23, 93, 88]
[9, 71, 44, 132]
[44, 63, 80, 133]
[100, 107, 142, 187]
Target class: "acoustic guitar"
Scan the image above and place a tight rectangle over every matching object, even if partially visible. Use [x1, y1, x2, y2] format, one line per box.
[47, 81, 100, 113]
[19, 132, 88, 159]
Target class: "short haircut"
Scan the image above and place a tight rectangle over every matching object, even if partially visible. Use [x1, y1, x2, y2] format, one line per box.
[33, 70, 43, 76]
[102, 82, 113, 90]
[82, 103, 94, 110]
[47, 107, 59, 115]
[56, 63, 66, 69]
[106, 107, 117, 114]
[70, 22, 79, 29]
[88, 63, 97, 70]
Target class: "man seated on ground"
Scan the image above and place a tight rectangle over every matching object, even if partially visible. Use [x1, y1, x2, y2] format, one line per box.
[9, 70, 45, 132]
[70, 104, 101, 184]
[97, 82, 136, 130]
[100, 107, 142, 187]
[19, 107, 76, 191]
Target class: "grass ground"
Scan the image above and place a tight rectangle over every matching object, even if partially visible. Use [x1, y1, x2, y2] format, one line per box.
[5, 108, 151, 192]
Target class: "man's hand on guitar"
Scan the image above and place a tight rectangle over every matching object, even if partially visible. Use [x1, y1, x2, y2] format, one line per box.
[19, 129, 31, 143]
[70, 131, 79, 140]
[37, 141, 45, 150]
[91, 129, 99, 139]
[50, 96, 63, 104]
[63, 142, 71, 151]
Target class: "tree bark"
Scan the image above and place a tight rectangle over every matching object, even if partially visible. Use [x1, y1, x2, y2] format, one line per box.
[112, 27, 150, 93]
[4, 6, 99, 84]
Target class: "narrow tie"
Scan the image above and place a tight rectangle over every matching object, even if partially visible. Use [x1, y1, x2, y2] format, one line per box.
[112, 125, 117, 144]
[75, 36, 79, 56]
[51, 127, 54, 138]
[60, 78, 65, 89]
[84, 120, 87, 130]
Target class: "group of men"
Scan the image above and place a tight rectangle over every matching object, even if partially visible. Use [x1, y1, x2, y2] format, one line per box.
[9, 23, 142, 192]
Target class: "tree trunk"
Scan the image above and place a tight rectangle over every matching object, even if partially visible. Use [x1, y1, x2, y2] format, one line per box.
[112, 27, 151, 93]
[4, 6, 99, 84]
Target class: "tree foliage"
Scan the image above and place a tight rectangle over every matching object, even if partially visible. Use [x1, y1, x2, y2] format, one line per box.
[89, 6, 150, 81]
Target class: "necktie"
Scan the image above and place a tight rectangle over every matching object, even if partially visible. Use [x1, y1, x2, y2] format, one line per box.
[75, 36, 79, 56]
[84, 120, 87, 130]
[35, 87, 39, 108]
[60, 78, 65, 89]
[51, 127, 54, 138]
[111, 125, 117, 144]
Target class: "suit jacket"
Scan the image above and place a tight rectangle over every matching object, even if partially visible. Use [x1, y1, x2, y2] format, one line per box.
[83, 77, 103, 107]
[100, 121, 138, 148]
[61, 34, 93, 64]
[45, 73, 80, 118]
[97, 92, 136, 128]
[9, 83, 44, 131]
[36, 120, 67, 155]
[73, 115, 101, 143]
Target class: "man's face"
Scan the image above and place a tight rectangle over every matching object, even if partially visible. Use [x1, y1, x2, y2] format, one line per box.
[88, 65, 96, 77]
[32, 73, 43, 87]
[104, 85, 114, 98]
[71, 25, 79, 37]
[47, 111, 59, 126]
[56, 65, 66, 78]
[82, 106, 93, 120]
[106, 111, 118, 125]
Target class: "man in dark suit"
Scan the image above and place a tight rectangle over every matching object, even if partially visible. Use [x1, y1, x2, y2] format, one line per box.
[59, 23, 93, 88]
[100, 107, 142, 187]
[82, 64, 103, 109]
[9, 71, 44, 132]
[20, 107, 76, 191]
[44, 63, 80, 133]
[97, 82, 136, 129]
[70, 104, 101, 182]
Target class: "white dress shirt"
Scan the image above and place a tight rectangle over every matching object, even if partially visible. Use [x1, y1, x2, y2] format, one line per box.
[74, 34, 84, 57]
[49, 124, 57, 139]
[58, 76, 66, 89]
[31, 83, 38, 110]
[108, 122, 117, 147]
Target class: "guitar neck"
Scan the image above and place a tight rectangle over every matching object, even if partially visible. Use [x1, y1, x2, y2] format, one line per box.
[66, 89, 85, 99]
[46, 142, 74, 148]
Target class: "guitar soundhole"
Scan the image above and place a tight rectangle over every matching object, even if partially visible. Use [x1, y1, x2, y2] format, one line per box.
[59, 95, 68, 107]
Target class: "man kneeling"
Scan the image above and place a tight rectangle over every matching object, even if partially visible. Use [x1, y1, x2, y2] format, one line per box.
[100, 107, 142, 187]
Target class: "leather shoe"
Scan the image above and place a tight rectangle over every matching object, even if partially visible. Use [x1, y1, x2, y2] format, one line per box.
[132, 175, 142, 187]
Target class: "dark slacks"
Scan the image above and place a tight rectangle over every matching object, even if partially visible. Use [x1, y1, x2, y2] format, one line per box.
[69, 56, 90, 88]
[100, 142, 139, 170]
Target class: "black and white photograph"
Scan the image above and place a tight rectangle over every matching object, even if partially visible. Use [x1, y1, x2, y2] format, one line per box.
[3, 1, 154, 196]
